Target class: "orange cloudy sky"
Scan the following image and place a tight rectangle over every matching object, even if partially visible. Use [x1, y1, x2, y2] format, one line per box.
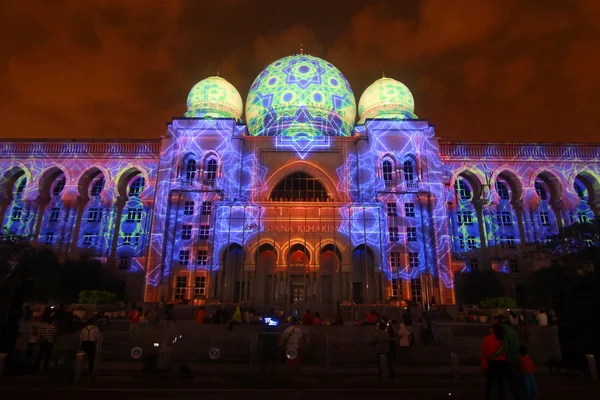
[1, 0, 599, 142]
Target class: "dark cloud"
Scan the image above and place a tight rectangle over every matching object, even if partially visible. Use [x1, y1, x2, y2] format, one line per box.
[0, 0, 598, 142]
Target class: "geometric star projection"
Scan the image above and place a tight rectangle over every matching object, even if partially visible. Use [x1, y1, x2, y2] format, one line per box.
[246, 54, 357, 138]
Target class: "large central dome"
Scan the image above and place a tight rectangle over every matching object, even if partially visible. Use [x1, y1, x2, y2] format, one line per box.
[245, 54, 356, 137]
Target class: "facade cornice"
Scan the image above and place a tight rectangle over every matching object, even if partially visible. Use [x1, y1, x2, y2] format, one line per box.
[439, 141, 600, 161]
[0, 139, 161, 158]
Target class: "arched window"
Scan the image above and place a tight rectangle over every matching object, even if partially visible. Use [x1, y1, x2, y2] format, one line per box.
[455, 179, 472, 200]
[205, 158, 218, 186]
[15, 177, 27, 198]
[403, 160, 415, 182]
[382, 160, 393, 188]
[270, 172, 328, 202]
[574, 180, 587, 200]
[52, 177, 66, 198]
[535, 182, 547, 200]
[184, 158, 197, 183]
[90, 176, 105, 197]
[128, 177, 145, 197]
[496, 181, 510, 201]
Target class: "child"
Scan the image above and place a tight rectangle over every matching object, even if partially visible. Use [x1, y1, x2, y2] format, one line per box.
[520, 345, 538, 399]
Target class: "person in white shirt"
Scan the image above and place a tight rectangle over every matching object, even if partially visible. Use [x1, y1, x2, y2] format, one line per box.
[80, 321, 101, 374]
[536, 309, 548, 327]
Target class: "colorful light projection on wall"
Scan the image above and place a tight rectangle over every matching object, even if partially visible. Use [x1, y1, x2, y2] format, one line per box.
[0, 144, 157, 276]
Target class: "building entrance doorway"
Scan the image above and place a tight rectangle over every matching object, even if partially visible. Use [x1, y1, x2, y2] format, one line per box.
[291, 281, 305, 304]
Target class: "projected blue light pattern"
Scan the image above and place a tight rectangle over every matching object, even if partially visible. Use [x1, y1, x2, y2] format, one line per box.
[1, 60, 600, 305]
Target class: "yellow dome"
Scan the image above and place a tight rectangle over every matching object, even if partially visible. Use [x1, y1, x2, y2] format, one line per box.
[185, 76, 243, 120]
[358, 77, 417, 123]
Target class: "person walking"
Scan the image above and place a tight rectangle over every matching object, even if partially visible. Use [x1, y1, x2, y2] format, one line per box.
[79, 320, 101, 374]
[36, 319, 57, 373]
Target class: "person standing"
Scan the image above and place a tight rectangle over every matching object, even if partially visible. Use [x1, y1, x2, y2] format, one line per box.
[36, 319, 57, 373]
[302, 309, 314, 325]
[370, 322, 393, 381]
[421, 310, 432, 345]
[520, 345, 538, 399]
[313, 312, 322, 326]
[536, 309, 548, 326]
[334, 303, 344, 325]
[482, 324, 507, 400]
[397, 322, 412, 365]
[130, 305, 141, 324]
[386, 320, 397, 380]
[26, 326, 38, 365]
[79, 320, 100, 374]
[500, 316, 521, 399]
[195, 307, 206, 325]
[279, 317, 307, 367]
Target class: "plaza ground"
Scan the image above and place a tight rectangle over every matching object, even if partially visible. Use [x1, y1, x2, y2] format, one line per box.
[0, 373, 598, 400]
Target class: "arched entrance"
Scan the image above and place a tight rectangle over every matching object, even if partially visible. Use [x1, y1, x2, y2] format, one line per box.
[320, 244, 342, 305]
[288, 243, 310, 304]
[257, 243, 277, 306]
[352, 245, 375, 304]
[222, 243, 244, 302]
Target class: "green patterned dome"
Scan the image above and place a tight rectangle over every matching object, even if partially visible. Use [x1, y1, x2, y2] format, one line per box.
[358, 77, 417, 123]
[185, 76, 243, 119]
[245, 54, 357, 137]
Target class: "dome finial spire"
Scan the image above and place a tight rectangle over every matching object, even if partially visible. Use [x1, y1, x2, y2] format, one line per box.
[299, 44, 304, 55]
[216, 69, 220, 77]
[382, 70, 385, 78]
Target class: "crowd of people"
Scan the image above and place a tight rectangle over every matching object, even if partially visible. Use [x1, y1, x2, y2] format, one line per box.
[459, 304, 557, 328]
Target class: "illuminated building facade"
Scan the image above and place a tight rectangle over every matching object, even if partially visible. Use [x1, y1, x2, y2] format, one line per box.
[1, 53, 599, 308]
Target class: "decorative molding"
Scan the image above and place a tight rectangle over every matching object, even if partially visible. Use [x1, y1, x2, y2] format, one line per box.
[440, 142, 600, 161]
[0, 140, 161, 157]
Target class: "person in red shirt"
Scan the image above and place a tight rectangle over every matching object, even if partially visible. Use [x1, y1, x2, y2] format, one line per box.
[130, 306, 141, 324]
[195, 307, 206, 324]
[520, 345, 538, 399]
[313, 311, 321, 326]
[482, 324, 508, 400]
[303, 309, 314, 325]
[365, 310, 378, 325]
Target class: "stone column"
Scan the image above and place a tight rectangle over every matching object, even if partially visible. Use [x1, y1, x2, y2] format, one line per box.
[70, 197, 88, 254]
[108, 197, 127, 267]
[474, 202, 488, 249]
[32, 198, 49, 244]
[513, 203, 528, 246]
[0, 199, 9, 225]
[58, 202, 76, 259]
[22, 200, 38, 238]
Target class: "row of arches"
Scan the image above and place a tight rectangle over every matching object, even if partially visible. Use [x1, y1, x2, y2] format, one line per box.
[1, 164, 151, 268]
[198, 242, 386, 306]
[450, 168, 599, 254]
[0, 164, 151, 204]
